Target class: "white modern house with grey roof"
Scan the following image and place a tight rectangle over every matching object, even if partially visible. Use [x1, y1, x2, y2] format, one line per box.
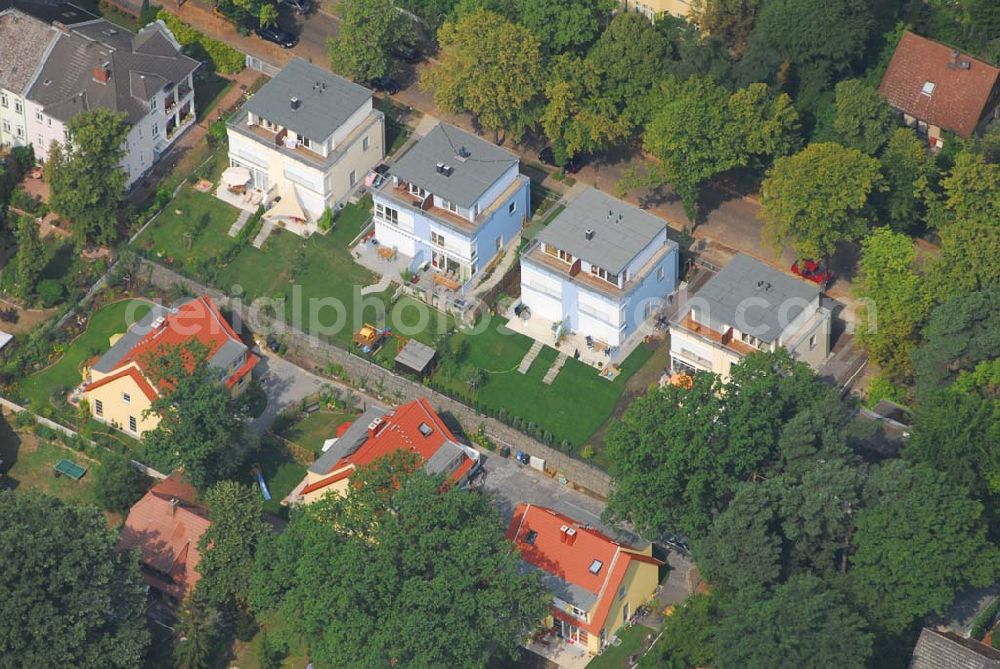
[668, 253, 831, 381]
[517, 188, 679, 356]
[371, 122, 529, 286]
[17, 16, 199, 187]
[226, 58, 385, 231]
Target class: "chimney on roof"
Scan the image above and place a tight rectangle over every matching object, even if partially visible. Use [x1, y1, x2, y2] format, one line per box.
[584, 229, 595, 241]
[565, 527, 577, 545]
[367, 417, 385, 441]
[455, 145, 470, 162]
[169, 498, 179, 516]
[93, 62, 111, 84]
[290, 97, 301, 110]
[559, 524, 570, 543]
[950, 48, 960, 66]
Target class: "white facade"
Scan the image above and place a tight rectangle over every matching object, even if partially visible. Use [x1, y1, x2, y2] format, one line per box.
[0, 90, 29, 147]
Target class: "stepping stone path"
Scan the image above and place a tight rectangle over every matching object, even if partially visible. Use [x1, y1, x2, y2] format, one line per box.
[252, 220, 276, 249]
[518, 340, 544, 374]
[227, 210, 252, 237]
[542, 353, 568, 385]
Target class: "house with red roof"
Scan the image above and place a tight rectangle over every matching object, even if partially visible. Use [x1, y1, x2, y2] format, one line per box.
[119, 473, 212, 603]
[879, 31, 1000, 149]
[288, 397, 481, 504]
[507, 503, 662, 656]
[81, 296, 258, 439]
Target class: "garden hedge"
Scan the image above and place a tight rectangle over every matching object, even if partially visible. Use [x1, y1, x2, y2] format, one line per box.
[157, 11, 245, 74]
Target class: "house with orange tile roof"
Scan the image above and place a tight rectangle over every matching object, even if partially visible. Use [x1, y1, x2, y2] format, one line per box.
[81, 296, 258, 439]
[118, 473, 212, 603]
[507, 503, 662, 656]
[287, 397, 481, 505]
[879, 32, 1000, 149]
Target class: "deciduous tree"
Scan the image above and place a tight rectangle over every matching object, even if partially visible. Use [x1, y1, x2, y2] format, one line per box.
[850, 460, 1000, 633]
[45, 108, 129, 247]
[833, 79, 897, 155]
[655, 593, 718, 669]
[328, 0, 414, 83]
[514, 0, 612, 56]
[760, 142, 883, 259]
[249, 452, 548, 668]
[94, 451, 147, 515]
[877, 127, 936, 233]
[0, 491, 149, 668]
[14, 216, 44, 301]
[421, 9, 543, 142]
[700, 0, 762, 54]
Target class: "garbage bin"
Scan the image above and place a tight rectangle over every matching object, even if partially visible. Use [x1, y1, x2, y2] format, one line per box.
[499, 445, 511, 459]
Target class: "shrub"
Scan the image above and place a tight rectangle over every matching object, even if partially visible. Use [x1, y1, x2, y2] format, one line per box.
[581, 445, 595, 460]
[317, 208, 333, 232]
[14, 411, 35, 429]
[208, 118, 228, 145]
[157, 11, 245, 74]
[971, 598, 1000, 640]
[865, 372, 908, 409]
[95, 453, 147, 515]
[36, 279, 65, 307]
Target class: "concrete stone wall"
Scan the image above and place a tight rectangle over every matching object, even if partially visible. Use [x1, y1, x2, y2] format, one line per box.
[137, 259, 613, 497]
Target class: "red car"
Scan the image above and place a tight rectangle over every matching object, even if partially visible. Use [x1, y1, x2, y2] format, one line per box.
[792, 259, 833, 287]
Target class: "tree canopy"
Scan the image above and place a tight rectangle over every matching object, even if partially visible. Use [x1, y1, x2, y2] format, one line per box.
[328, 0, 414, 83]
[760, 142, 883, 259]
[421, 9, 543, 142]
[514, 0, 612, 56]
[877, 127, 936, 234]
[250, 452, 548, 668]
[0, 491, 149, 668]
[832, 79, 897, 155]
[44, 108, 129, 247]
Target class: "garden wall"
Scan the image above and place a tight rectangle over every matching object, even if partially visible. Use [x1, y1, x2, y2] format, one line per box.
[136, 259, 613, 497]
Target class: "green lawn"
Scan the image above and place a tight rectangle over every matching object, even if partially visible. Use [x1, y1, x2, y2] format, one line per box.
[252, 436, 306, 516]
[135, 186, 242, 269]
[20, 299, 154, 412]
[232, 610, 310, 668]
[278, 409, 359, 454]
[587, 624, 651, 669]
[433, 316, 654, 449]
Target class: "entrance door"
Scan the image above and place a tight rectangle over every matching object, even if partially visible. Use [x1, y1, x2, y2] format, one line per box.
[622, 602, 630, 626]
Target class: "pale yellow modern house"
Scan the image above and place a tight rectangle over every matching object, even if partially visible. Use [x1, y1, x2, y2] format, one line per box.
[226, 58, 385, 234]
[619, 0, 697, 21]
[82, 297, 258, 439]
[508, 503, 662, 656]
[289, 398, 481, 505]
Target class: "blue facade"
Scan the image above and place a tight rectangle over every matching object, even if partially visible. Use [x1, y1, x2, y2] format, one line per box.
[620, 246, 680, 336]
[471, 177, 530, 273]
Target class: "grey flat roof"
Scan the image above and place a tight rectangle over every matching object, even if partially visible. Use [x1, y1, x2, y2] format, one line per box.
[394, 339, 435, 373]
[423, 439, 467, 476]
[92, 303, 169, 373]
[389, 123, 518, 209]
[691, 254, 821, 343]
[243, 58, 372, 143]
[308, 406, 388, 474]
[536, 188, 670, 275]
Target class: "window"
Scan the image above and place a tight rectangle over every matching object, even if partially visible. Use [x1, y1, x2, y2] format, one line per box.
[590, 265, 619, 285]
[36, 134, 42, 145]
[442, 199, 459, 214]
[740, 332, 764, 350]
[349, 169, 356, 187]
[657, 265, 665, 282]
[94, 399, 104, 416]
[809, 334, 817, 351]
[362, 135, 370, 151]
[408, 183, 427, 198]
[1, 120, 9, 132]
[300, 135, 311, 149]
[921, 81, 935, 97]
[152, 123, 159, 137]
[150, 96, 157, 111]
[128, 416, 137, 433]
[431, 231, 445, 247]
[14, 101, 21, 113]
[375, 202, 399, 225]
[35, 110, 43, 122]
[545, 245, 573, 263]
[570, 605, 588, 619]
[122, 392, 131, 404]
[46, 117, 51, 127]
[508, 201, 517, 215]
[418, 422, 433, 437]
[524, 530, 538, 545]
[0, 93, 6, 107]
[15, 126, 23, 138]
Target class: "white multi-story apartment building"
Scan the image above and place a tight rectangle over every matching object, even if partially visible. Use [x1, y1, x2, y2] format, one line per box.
[668, 254, 832, 381]
[0, 6, 60, 148]
[226, 58, 385, 230]
[371, 122, 529, 286]
[518, 188, 680, 349]
[23, 18, 199, 188]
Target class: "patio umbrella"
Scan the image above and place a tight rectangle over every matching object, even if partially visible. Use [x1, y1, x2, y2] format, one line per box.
[221, 165, 252, 187]
[263, 184, 307, 223]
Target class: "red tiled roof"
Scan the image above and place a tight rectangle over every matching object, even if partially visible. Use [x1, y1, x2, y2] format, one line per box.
[119, 474, 211, 599]
[82, 366, 158, 402]
[304, 397, 476, 496]
[507, 503, 662, 636]
[879, 31, 1000, 138]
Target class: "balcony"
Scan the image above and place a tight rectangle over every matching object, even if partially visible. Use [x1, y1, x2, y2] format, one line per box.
[672, 312, 756, 357]
[522, 239, 629, 299]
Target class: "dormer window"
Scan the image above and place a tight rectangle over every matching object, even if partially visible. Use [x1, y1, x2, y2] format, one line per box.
[418, 422, 433, 437]
[921, 81, 935, 97]
[300, 136, 311, 149]
[409, 183, 427, 198]
[544, 245, 573, 263]
[524, 530, 538, 545]
[590, 265, 619, 285]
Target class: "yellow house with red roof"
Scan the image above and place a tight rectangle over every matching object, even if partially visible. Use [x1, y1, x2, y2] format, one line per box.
[82, 296, 258, 439]
[288, 397, 481, 505]
[507, 503, 662, 656]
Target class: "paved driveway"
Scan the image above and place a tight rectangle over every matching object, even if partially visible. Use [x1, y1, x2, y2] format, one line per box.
[249, 350, 336, 432]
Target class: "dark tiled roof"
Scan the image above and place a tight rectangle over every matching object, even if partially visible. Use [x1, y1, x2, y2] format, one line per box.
[0, 0, 96, 26]
[910, 628, 1000, 669]
[879, 31, 1000, 138]
[0, 9, 58, 94]
[27, 18, 199, 124]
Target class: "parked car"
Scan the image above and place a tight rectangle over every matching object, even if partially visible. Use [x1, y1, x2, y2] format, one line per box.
[255, 25, 298, 48]
[282, 0, 312, 14]
[538, 146, 583, 174]
[791, 259, 834, 287]
[369, 76, 400, 94]
[391, 44, 422, 64]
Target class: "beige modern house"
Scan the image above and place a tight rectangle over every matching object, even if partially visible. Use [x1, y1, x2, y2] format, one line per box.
[669, 254, 831, 381]
[619, 0, 696, 21]
[226, 58, 385, 233]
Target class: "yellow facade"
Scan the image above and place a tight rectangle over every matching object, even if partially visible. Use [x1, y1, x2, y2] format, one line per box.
[619, 0, 697, 21]
[84, 363, 161, 439]
[299, 464, 357, 504]
[591, 551, 661, 653]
